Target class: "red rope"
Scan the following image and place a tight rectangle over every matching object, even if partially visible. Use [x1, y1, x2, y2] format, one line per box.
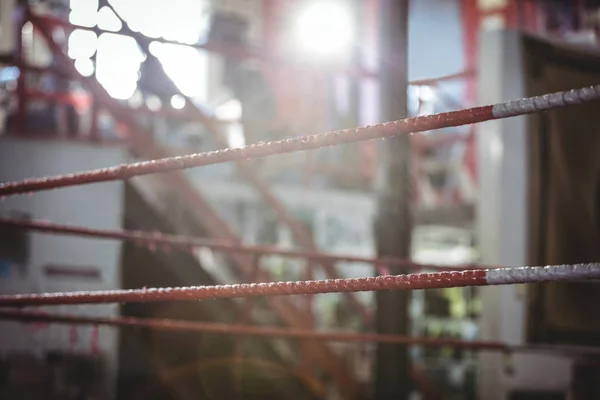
[1, 86, 597, 197]
[0, 309, 507, 351]
[4, 309, 598, 358]
[0, 270, 485, 306]
[0, 217, 485, 271]
[1, 264, 598, 307]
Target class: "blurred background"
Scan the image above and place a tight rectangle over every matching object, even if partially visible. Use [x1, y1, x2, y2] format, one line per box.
[0, 0, 599, 399]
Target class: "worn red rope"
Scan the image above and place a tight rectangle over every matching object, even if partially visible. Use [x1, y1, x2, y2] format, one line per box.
[0, 217, 483, 271]
[3, 309, 598, 357]
[0, 264, 598, 307]
[0, 309, 506, 351]
[1, 86, 598, 197]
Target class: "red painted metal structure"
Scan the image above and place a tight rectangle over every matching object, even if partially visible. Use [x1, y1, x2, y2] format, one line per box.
[2, 3, 599, 398]
[456, 0, 589, 200]
[11, 2, 593, 396]
[458, 0, 594, 186]
[15, 3, 590, 213]
[107, 1, 373, 332]
[4, 6, 452, 398]
[16, 9, 365, 399]
[14, 12, 480, 195]
[30, 3, 472, 395]
[29, 12, 379, 80]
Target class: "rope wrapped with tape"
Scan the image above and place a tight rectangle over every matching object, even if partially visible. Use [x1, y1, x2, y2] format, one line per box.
[0, 264, 598, 307]
[1, 85, 599, 197]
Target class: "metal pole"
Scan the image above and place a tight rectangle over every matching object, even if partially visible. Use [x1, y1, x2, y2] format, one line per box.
[374, 0, 411, 399]
[461, 0, 479, 106]
[15, 5, 27, 136]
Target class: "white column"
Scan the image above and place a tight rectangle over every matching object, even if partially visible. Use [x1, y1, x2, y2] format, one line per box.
[477, 30, 573, 400]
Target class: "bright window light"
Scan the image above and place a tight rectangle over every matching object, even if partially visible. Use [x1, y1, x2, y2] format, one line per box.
[146, 95, 162, 111]
[22, 21, 33, 35]
[95, 33, 144, 100]
[109, 0, 206, 44]
[419, 86, 436, 102]
[214, 99, 242, 121]
[68, 29, 97, 59]
[293, 1, 354, 59]
[69, 0, 208, 101]
[227, 123, 245, 148]
[171, 94, 186, 109]
[128, 90, 144, 108]
[97, 6, 122, 32]
[74, 58, 94, 77]
[69, 0, 98, 27]
[149, 42, 207, 98]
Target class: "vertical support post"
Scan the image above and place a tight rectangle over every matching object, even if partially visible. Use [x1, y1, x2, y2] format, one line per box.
[15, 6, 27, 136]
[89, 1, 101, 141]
[574, 0, 585, 31]
[374, 1, 411, 399]
[461, 0, 478, 106]
[461, 0, 480, 216]
[347, 0, 361, 182]
[300, 257, 314, 375]
[525, 1, 541, 33]
[261, 0, 278, 56]
[506, 1, 519, 29]
[90, 100, 99, 141]
[234, 254, 261, 400]
[361, 0, 380, 186]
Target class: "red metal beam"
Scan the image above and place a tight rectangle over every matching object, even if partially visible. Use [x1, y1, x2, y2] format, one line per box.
[25, 90, 92, 109]
[16, 59, 229, 126]
[94, 3, 377, 330]
[409, 69, 475, 87]
[17, 59, 472, 130]
[461, 0, 479, 105]
[27, 11, 364, 398]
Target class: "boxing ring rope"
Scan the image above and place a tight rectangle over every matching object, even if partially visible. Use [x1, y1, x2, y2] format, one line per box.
[3, 4, 598, 399]
[0, 217, 487, 272]
[1, 32, 599, 370]
[1, 85, 598, 197]
[2, 309, 599, 358]
[0, 264, 598, 307]
[0, 308, 525, 353]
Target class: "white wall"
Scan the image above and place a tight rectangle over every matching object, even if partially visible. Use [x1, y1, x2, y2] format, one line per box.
[0, 137, 126, 399]
[0, 0, 16, 54]
[477, 30, 573, 400]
